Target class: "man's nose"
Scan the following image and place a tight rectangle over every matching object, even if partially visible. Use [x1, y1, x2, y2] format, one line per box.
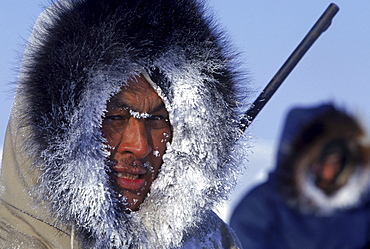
[320, 163, 337, 181]
[116, 118, 152, 159]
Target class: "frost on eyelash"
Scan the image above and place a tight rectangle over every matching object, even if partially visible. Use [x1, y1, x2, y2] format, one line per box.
[129, 109, 151, 119]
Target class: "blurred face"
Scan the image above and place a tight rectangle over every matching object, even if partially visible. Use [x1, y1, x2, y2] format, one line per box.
[102, 76, 172, 211]
[312, 153, 342, 194]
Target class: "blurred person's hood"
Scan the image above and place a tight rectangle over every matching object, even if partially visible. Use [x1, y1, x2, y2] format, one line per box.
[271, 103, 370, 214]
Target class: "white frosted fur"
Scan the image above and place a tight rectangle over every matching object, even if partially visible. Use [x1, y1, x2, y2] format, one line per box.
[301, 167, 370, 214]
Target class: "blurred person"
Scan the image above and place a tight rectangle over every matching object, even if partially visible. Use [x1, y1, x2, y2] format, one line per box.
[230, 103, 370, 249]
[0, 0, 249, 248]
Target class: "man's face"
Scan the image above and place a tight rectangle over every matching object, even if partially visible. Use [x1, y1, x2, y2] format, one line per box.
[311, 153, 354, 196]
[102, 75, 172, 211]
[312, 154, 341, 192]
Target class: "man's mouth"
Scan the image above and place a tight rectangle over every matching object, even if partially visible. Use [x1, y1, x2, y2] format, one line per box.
[111, 167, 147, 191]
[115, 172, 140, 180]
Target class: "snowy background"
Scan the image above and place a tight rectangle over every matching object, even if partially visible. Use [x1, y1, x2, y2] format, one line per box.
[2, 1, 370, 223]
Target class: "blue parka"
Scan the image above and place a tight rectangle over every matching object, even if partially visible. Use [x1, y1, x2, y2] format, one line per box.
[230, 104, 370, 249]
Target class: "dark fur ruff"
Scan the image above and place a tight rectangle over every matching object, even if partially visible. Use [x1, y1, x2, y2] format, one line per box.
[15, 0, 248, 248]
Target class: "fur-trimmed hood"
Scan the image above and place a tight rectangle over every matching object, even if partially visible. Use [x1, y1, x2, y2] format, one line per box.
[273, 103, 370, 214]
[0, 0, 248, 248]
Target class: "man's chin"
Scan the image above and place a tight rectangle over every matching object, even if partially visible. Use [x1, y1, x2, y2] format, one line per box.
[116, 192, 145, 212]
[125, 202, 142, 212]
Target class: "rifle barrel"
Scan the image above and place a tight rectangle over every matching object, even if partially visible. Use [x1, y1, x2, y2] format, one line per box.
[240, 3, 339, 132]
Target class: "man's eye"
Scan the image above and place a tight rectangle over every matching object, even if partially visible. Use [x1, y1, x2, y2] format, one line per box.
[102, 115, 129, 134]
[105, 115, 125, 120]
[146, 115, 170, 129]
[103, 115, 129, 127]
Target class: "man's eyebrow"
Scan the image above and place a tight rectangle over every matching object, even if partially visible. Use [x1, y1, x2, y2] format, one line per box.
[107, 98, 127, 110]
[108, 98, 166, 114]
[152, 102, 166, 113]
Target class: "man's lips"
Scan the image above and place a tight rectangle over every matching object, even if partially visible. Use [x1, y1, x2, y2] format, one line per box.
[111, 167, 147, 190]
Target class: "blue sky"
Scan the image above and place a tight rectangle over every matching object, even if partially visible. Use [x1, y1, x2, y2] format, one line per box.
[2, 0, 370, 221]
